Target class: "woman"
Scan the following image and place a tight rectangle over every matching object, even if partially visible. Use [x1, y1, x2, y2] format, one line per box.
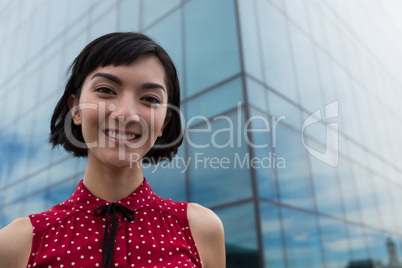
[0, 32, 225, 268]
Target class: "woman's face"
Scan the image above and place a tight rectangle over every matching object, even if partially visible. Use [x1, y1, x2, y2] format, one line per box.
[69, 54, 169, 168]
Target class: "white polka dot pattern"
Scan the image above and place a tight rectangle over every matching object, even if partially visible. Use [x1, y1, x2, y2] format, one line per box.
[26, 179, 201, 268]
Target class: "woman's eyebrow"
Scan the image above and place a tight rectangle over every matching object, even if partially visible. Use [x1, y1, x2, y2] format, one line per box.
[141, 82, 165, 92]
[91, 73, 122, 85]
[91, 73, 165, 92]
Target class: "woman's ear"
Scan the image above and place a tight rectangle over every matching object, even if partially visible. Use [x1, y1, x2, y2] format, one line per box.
[158, 114, 171, 137]
[68, 94, 82, 125]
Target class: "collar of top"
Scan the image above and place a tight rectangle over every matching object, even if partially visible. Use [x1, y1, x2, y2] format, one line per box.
[68, 178, 155, 215]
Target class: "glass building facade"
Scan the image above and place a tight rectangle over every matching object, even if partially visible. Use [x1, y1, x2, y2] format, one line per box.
[1, 0, 402, 267]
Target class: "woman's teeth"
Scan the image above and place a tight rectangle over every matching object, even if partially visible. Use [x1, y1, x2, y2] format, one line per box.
[106, 130, 138, 141]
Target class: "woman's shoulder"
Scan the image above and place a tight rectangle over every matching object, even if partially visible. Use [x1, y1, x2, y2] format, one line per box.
[187, 203, 226, 268]
[0, 217, 33, 268]
[187, 203, 224, 232]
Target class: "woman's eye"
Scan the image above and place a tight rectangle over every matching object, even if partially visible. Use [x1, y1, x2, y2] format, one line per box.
[142, 96, 161, 104]
[95, 87, 116, 95]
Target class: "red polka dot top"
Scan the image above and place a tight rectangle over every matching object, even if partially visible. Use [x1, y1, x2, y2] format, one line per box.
[27, 178, 202, 268]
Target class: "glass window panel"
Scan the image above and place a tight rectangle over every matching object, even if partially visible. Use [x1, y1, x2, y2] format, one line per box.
[25, 4, 48, 61]
[289, 25, 323, 113]
[314, 48, 337, 104]
[248, 108, 277, 200]
[367, 153, 384, 176]
[24, 168, 49, 197]
[267, 90, 302, 130]
[347, 224, 369, 261]
[50, 145, 71, 166]
[344, 142, 367, 169]
[143, 145, 186, 201]
[238, 0, 263, 81]
[336, 155, 361, 223]
[66, 0, 92, 26]
[0, 130, 14, 187]
[142, 0, 181, 29]
[300, 113, 327, 154]
[3, 8, 18, 38]
[215, 203, 259, 268]
[3, 129, 28, 186]
[341, 36, 361, 85]
[47, 177, 77, 206]
[282, 207, 323, 268]
[19, 0, 35, 26]
[21, 190, 48, 218]
[2, 82, 21, 126]
[89, 6, 117, 41]
[27, 94, 57, 174]
[0, 201, 24, 228]
[246, 78, 267, 112]
[267, 0, 284, 10]
[351, 164, 382, 229]
[46, 0, 68, 40]
[187, 109, 252, 207]
[118, 0, 140, 32]
[363, 229, 390, 265]
[306, 2, 325, 47]
[260, 202, 285, 268]
[8, 112, 35, 184]
[12, 23, 30, 72]
[90, 0, 116, 23]
[333, 65, 362, 140]
[63, 12, 89, 47]
[275, 125, 314, 211]
[322, 15, 343, 63]
[47, 156, 76, 186]
[145, 9, 183, 98]
[389, 186, 402, 232]
[0, 40, 12, 79]
[284, 0, 309, 33]
[308, 147, 343, 217]
[62, 31, 88, 75]
[256, 0, 299, 103]
[19, 71, 41, 114]
[186, 78, 243, 124]
[1, 181, 25, 208]
[184, 0, 240, 96]
[40, 53, 63, 98]
[76, 157, 87, 175]
[319, 217, 351, 268]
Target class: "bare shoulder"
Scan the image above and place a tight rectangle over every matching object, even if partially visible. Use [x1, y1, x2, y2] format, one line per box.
[187, 203, 225, 268]
[187, 203, 224, 235]
[0, 217, 33, 268]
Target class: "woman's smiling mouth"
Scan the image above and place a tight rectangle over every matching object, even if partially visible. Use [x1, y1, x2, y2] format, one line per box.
[104, 129, 140, 141]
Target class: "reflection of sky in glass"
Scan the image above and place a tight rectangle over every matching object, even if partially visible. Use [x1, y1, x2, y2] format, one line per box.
[275, 124, 314, 211]
[187, 109, 252, 207]
[216, 202, 258, 250]
[281, 207, 323, 268]
[261, 203, 285, 268]
[319, 217, 351, 268]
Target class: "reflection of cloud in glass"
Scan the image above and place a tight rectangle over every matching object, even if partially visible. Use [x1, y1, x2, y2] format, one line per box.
[0, 132, 26, 184]
[275, 125, 314, 211]
[325, 237, 365, 253]
[293, 232, 310, 242]
[217, 203, 258, 250]
[281, 208, 323, 268]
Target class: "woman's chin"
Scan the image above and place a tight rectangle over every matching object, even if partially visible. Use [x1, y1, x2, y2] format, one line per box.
[88, 149, 144, 170]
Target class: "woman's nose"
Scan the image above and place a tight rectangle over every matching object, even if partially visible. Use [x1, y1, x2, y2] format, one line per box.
[109, 97, 140, 124]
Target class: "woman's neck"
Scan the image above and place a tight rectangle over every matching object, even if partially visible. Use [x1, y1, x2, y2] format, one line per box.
[82, 154, 144, 202]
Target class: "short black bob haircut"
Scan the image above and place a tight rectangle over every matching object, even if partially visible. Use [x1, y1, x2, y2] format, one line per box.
[49, 32, 183, 164]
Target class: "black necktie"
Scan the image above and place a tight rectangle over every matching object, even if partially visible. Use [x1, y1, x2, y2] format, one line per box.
[94, 202, 135, 268]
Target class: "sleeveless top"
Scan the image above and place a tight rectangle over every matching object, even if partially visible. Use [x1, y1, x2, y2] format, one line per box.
[27, 178, 202, 268]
